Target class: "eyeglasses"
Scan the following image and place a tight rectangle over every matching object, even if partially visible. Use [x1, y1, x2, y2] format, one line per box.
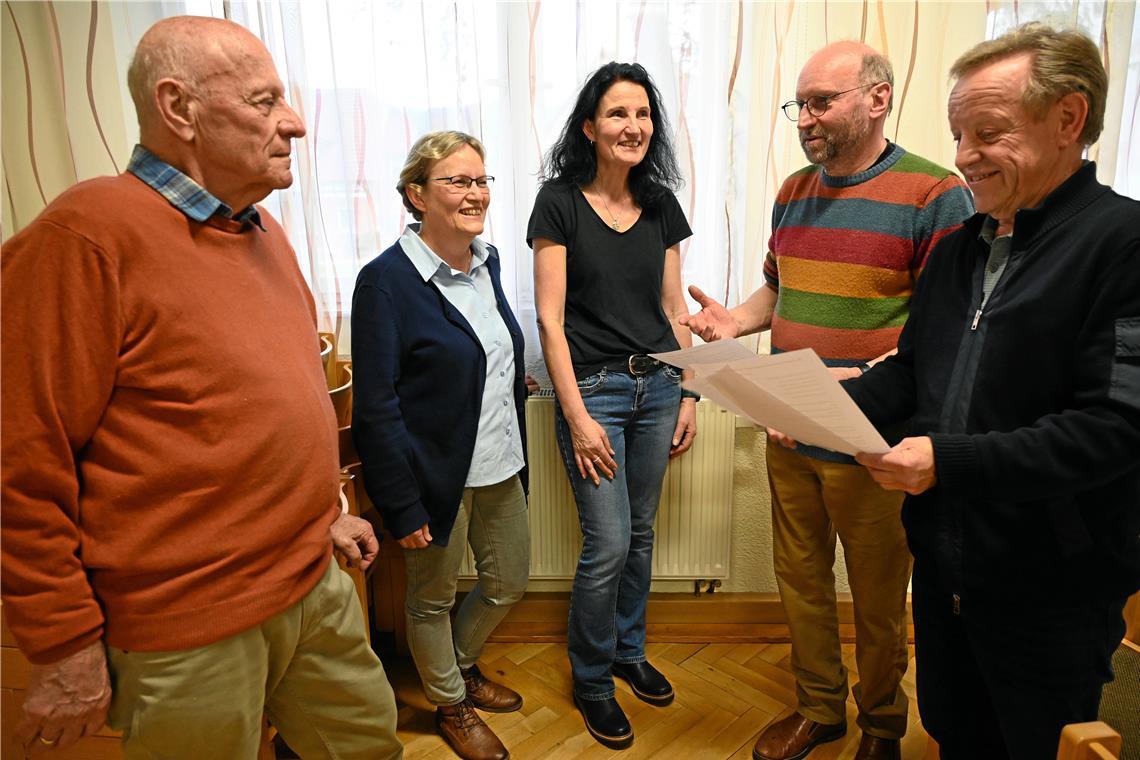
[780, 82, 884, 122]
[429, 175, 495, 193]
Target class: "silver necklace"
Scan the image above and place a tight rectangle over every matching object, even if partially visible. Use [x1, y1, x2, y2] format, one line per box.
[591, 186, 623, 230]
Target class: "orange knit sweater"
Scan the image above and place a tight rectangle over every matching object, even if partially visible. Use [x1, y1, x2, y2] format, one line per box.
[1, 174, 338, 664]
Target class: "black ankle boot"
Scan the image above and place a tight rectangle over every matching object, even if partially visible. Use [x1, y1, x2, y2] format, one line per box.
[612, 660, 675, 705]
[574, 693, 633, 749]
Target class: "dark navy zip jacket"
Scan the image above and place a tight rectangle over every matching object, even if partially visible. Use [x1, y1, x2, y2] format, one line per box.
[846, 162, 1140, 608]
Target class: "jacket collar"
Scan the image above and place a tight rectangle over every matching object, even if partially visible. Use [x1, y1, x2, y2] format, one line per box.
[962, 161, 1108, 247]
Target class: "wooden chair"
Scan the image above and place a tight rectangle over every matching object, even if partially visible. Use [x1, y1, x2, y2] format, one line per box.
[319, 331, 338, 390]
[1057, 722, 1121, 760]
[319, 334, 334, 384]
[337, 426, 408, 656]
[337, 472, 371, 644]
[1123, 590, 1140, 649]
[328, 361, 352, 427]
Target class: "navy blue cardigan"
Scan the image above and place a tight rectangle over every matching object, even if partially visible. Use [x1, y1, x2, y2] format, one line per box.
[350, 240, 528, 545]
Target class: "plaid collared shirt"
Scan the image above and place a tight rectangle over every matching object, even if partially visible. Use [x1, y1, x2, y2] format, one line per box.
[126, 145, 264, 229]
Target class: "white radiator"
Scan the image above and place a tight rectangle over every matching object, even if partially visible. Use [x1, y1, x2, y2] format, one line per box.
[459, 397, 735, 579]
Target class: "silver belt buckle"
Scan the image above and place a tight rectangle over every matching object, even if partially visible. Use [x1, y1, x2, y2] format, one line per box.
[627, 354, 655, 375]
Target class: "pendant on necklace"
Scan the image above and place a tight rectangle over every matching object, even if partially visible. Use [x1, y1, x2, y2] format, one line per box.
[610, 219, 620, 230]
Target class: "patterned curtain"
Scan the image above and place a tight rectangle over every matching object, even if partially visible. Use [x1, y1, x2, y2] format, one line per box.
[3, 0, 1137, 377]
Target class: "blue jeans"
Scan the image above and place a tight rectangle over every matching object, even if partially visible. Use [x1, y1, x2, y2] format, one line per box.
[555, 366, 681, 699]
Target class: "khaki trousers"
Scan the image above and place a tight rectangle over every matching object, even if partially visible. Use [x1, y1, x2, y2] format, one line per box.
[403, 474, 529, 705]
[107, 558, 403, 759]
[767, 443, 911, 739]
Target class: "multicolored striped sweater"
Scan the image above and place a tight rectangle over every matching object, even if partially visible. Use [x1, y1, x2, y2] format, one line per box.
[764, 143, 974, 366]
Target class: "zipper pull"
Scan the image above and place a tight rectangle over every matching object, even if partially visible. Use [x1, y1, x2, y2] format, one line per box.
[952, 593, 961, 615]
[970, 309, 983, 331]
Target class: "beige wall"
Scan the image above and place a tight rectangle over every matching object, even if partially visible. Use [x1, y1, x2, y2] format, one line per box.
[1, 1, 138, 240]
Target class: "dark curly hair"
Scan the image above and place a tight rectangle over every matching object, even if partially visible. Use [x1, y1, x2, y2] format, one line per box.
[540, 62, 682, 209]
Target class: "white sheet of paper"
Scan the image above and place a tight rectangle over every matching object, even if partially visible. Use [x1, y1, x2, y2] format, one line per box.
[651, 345, 889, 455]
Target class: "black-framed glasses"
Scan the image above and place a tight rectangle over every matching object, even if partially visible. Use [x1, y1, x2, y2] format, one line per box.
[780, 82, 884, 121]
[429, 175, 495, 193]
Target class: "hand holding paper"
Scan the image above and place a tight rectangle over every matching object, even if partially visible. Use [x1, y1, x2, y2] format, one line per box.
[855, 437, 937, 494]
[650, 344, 889, 456]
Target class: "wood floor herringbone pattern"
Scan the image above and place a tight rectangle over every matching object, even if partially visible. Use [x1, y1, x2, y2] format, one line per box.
[389, 642, 936, 759]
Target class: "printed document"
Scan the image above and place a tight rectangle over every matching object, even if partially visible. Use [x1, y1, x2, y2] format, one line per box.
[650, 343, 889, 456]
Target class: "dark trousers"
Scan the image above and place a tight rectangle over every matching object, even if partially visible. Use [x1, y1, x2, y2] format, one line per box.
[910, 563, 1125, 760]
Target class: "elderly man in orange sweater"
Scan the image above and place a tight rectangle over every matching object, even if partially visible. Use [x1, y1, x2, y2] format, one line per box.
[1, 16, 402, 759]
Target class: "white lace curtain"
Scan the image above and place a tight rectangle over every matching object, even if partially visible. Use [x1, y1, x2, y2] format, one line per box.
[3, 1, 1137, 377]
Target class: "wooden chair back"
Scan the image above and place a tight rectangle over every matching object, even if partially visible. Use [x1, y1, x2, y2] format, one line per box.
[319, 334, 334, 384]
[329, 361, 352, 427]
[1057, 722, 1121, 760]
[1123, 590, 1140, 648]
[319, 331, 338, 389]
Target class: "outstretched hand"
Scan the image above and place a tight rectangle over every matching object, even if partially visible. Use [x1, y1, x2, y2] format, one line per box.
[679, 285, 740, 342]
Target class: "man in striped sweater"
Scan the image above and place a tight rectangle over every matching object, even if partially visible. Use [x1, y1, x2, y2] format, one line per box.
[682, 41, 973, 760]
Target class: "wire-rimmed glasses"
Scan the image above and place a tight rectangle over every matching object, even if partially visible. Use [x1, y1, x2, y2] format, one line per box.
[429, 175, 495, 193]
[780, 82, 884, 122]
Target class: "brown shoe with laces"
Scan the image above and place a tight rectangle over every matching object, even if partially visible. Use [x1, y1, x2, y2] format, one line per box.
[436, 699, 509, 760]
[461, 664, 523, 713]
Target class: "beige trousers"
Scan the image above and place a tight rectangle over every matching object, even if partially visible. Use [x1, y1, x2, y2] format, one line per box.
[767, 443, 912, 739]
[403, 474, 530, 705]
[107, 558, 403, 759]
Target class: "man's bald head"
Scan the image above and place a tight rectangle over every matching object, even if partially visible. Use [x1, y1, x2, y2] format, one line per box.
[127, 16, 267, 134]
[800, 40, 894, 114]
[124, 16, 305, 212]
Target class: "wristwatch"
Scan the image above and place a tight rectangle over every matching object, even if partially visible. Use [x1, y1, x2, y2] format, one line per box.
[681, 389, 701, 402]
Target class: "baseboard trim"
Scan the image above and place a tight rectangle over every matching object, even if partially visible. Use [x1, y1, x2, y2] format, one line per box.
[479, 592, 915, 644]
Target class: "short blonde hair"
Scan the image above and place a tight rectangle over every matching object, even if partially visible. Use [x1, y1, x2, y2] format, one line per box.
[397, 131, 486, 221]
[950, 22, 1106, 146]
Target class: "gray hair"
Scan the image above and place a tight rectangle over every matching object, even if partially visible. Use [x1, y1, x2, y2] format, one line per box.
[950, 22, 1106, 146]
[860, 52, 894, 114]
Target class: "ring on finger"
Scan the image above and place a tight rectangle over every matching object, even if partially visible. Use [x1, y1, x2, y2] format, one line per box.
[39, 737, 57, 746]
[591, 455, 601, 462]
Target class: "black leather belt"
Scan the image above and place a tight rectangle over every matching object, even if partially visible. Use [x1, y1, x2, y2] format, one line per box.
[603, 354, 664, 376]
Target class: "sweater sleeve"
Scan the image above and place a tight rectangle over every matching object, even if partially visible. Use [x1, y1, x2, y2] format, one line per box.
[843, 278, 923, 426]
[931, 236, 1140, 502]
[1, 221, 118, 664]
[349, 281, 431, 539]
[912, 175, 974, 273]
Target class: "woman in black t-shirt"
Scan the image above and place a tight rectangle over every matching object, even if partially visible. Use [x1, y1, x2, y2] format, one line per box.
[527, 61, 697, 750]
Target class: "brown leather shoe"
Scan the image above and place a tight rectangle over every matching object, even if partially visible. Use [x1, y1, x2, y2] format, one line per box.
[854, 734, 900, 760]
[752, 712, 846, 760]
[461, 664, 523, 713]
[436, 699, 509, 760]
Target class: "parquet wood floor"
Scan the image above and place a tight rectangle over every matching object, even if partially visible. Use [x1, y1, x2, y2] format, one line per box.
[387, 642, 936, 759]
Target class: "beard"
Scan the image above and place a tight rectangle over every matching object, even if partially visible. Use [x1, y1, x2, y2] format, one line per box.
[799, 109, 872, 166]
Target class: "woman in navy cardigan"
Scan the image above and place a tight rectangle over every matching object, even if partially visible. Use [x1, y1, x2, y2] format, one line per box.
[351, 131, 528, 760]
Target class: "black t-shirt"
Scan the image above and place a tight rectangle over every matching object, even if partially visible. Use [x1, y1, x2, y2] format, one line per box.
[527, 181, 693, 378]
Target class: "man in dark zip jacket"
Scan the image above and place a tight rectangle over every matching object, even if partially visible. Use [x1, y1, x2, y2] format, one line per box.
[838, 23, 1140, 760]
